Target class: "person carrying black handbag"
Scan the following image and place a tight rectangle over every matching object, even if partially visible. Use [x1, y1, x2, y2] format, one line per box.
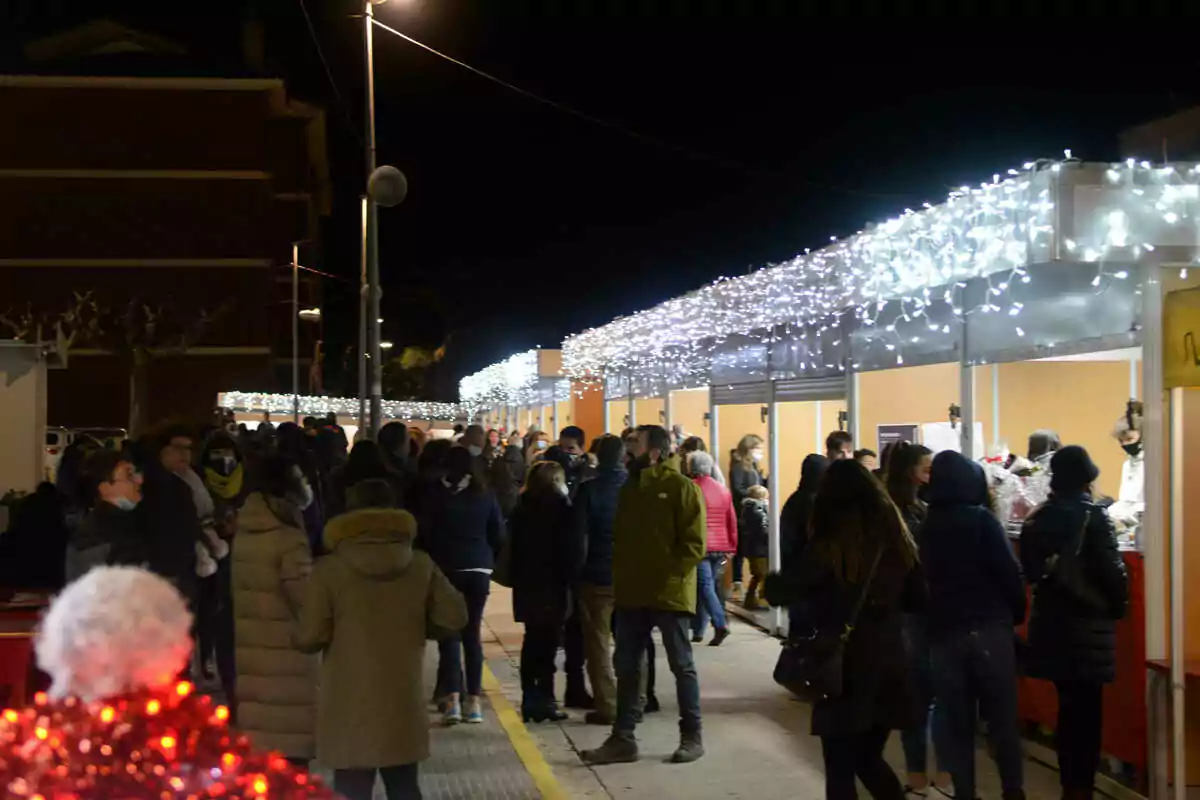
[764, 459, 926, 800]
[1021, 445, 1128, 800]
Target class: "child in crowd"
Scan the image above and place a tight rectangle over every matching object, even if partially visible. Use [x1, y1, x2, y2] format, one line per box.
[740, 484, 770, 610]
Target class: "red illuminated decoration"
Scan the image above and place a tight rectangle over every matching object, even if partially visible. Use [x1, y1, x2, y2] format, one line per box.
[0, 682, 336, 798]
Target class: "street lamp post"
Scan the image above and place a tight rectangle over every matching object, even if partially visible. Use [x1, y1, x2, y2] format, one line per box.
[364, 1, 382, 439]
[292, 241, 300, 424]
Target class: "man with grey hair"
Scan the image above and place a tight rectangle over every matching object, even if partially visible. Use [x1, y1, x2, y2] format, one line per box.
[686, 450, 738, 647]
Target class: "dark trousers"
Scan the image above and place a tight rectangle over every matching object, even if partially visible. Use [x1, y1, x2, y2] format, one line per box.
[437, 571, 490, 697]
[930, 623, 1024, 799]
[612, 608, 699, 737]
[334, 764, 421, 800]
[611, 610, 656, 700]
[213, 555, 236, 702]
[521, 622, 561, 704]
[820, 726, 905, 800]
[563, 593, 586, 686]
[1055, 680, 1104, 792]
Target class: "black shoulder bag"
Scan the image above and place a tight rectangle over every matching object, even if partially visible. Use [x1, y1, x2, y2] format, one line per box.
[773, 547, 883, 703]
[1043, 510, 1107, 615]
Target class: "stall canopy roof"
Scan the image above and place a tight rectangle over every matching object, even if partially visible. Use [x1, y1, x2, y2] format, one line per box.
[562, 158, 1200, 385]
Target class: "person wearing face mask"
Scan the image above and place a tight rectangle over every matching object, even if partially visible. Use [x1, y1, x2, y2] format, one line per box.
[230, 449, 317, 764]
[65, 449, 149, 583]
[138, 425, 205, 614]
[1108, 400, 1144, 538]
[728, 434, 767, 602]
[415, 446, 505, 726]
[526, 431, 552, 466]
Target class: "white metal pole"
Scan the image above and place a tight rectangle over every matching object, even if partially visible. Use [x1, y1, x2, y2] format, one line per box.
[358, 196, 368, 431]
[1170, 386, 1187, 800]
[767, 381, 782, 635]
[627, 375, 636, 429]
[991, 363, 1001, 452]
[958, 289, 974, 459]
[708, 385, 720, 462]
[292, 242, 299, 424]
[551, 385, 560, 440]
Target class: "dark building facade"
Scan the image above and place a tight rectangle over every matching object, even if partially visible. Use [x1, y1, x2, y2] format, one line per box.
[0, 21, 330, 431]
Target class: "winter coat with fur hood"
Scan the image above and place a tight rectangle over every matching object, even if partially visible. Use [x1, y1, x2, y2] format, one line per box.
[294, 507, 467, 769]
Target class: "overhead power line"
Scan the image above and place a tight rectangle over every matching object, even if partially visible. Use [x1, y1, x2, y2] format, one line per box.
[368, 18, 908, 200]
[297, 0, 364, 145]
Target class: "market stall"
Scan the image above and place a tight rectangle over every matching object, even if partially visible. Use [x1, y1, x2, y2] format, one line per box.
[557, 158, 1200, 793]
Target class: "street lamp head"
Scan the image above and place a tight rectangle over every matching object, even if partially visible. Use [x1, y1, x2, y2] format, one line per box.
[299, 308, 322, 322]
[368, 165, 408, 208]
[380, 341, 395, 350]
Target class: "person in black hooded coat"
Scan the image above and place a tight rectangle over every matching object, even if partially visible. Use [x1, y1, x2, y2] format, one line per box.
[921, 451, 1026, 800]
[1020, 445, 1127, 799]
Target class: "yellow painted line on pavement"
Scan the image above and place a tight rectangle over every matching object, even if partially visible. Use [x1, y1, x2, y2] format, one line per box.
[481, 663, 568, 800]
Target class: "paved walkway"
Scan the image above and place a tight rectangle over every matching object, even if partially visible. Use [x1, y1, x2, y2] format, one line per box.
[479, 586, 1070, 800]
[324, 586, 1076, 798]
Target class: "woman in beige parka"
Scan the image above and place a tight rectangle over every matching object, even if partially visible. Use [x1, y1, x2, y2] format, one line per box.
[231, 451, 317, 762]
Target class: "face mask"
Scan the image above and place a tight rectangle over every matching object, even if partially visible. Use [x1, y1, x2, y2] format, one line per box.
[113, 496, 138, 511]
[467, 445, 483, 457]
[536, 440, 548, 450]
[557, 482, 569, 497]
[751, 449, 764, 462]
[1122, 441, 1143, 457]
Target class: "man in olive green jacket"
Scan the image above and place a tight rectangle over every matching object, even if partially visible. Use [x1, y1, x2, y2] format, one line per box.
[582, 424, 707, 766]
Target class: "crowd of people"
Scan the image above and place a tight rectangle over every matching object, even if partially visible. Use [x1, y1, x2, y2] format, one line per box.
[0, 404, 1138, 799]
[766, 429, 1130, 800]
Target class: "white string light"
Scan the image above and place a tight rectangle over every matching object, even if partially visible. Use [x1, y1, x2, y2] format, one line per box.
[218, 392, 462, 422]
[560, 157, 1200, 385]
[458, 349, 540, 412]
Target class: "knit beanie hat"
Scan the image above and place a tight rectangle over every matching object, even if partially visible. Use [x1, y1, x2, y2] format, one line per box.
[1049, 445, 1100, 494]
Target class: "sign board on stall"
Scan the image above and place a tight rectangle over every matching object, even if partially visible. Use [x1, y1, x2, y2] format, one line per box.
[922, 421, 985, 459]
[877, 423, 920, 453]
[1163, 286, 1200, 389]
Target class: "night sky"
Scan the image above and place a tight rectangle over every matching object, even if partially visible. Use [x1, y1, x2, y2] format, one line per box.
[6, 1, 1200, 398]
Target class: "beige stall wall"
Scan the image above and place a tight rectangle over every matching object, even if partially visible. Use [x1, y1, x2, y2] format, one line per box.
[0, 357, 46, 493]
[714, 403, 768, 483]
[606, 400, 628, 435]
[540, 404, 553, 434]
[670, 388, 710, 444]
[995, 360, 1132, 498]
[635, 397, 665, 429]
[555, 400, 571, 434]
[776, 400, 849, 491]
[858, 363, 962, 454]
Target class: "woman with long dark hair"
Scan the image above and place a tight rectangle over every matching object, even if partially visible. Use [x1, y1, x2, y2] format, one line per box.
[508, 460, 578, 722]
[765, 459, 924, 800]
[884, 443, 948, 796]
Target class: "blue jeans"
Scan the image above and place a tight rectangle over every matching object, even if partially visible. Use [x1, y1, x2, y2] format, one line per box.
[930, 622, 1023, 799]
[613, 608, 701, 738]
[900, 614, 949, 776]
[692, 553, 729, 638]
[437, 571, 490, 697]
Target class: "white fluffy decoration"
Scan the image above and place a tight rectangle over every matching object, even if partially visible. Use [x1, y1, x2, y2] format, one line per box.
[36, 567, 193, 702]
